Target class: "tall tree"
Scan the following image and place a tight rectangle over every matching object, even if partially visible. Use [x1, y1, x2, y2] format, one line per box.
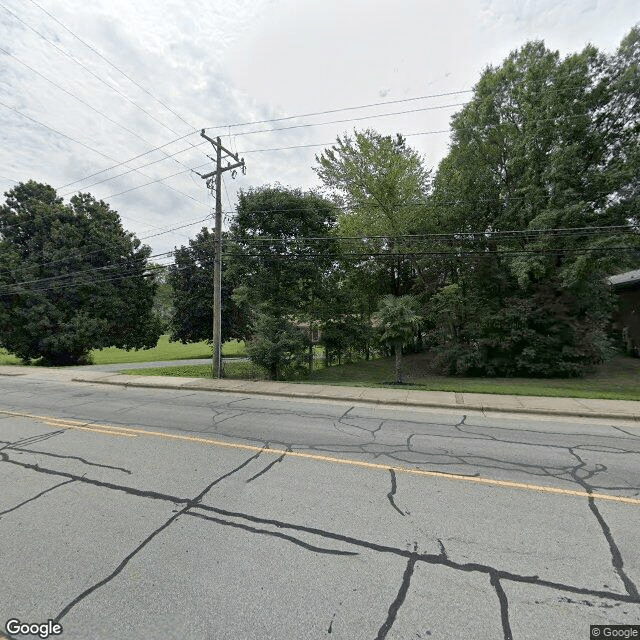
[227, 185, 338, 379]
[0, 181, 162, 365]
[167, 228, 248, 345]
[428, 32, 640, 376]
[315, 129, 432, 297]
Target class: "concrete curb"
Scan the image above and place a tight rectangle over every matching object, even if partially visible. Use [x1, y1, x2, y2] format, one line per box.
[71, 374, 640, 422]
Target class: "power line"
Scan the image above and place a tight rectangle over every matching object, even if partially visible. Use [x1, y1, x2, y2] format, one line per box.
[56, 131, 201, 190]
[201, 80, 604, 132]
[221, 246, 640, 259]
[221, 102, 467, 138]
[0, 45, 202, 178]
[1, 46, 155, 147]
[60, 127, 448, 199]
[104, 163, 209, 199]
[22, 80, 608, 201]
[0, 100, 210, 212]
[26, 0, 195, 130]
[3, 227, 637, 290]
[1, 250, 174, 288]
[58, 141, 208, 197]
[0, 2, 187, 138]
[1, 223, 632, 275]
[0, 215, 211, 275]
[3, 262, 180, 295]
[3, 3, 218, 199]
[59, 103, 622, 203]
[238, 131, 450, 155]
[0, 98, 109, 159]
[228, 225, 637, 243]
[3, 245, 639, 296]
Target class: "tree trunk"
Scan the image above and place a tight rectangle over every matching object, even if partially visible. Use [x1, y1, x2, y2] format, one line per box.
[394, 341, 403, 384]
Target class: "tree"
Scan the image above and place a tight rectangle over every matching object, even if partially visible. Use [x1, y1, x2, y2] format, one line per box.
[167, 228, 248, 345]
[427, 32, 640, 376]
[315, 129, 432, 297]
[0, 181, 162, 365]
[149, 263, 174, 333]
[374, 295, 421, 384]
[228, 185, 338, 314]
[245, 313, 310, 380]
[227, 185, 338, 379]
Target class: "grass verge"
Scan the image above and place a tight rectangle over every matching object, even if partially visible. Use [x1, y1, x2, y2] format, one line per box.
[0, 349, 21, 365]
[121, 361, 268, 380]
[0, 337, 246, 366]
[120, 352, 640, 401]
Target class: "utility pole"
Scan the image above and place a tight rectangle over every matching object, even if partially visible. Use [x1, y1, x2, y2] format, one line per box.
[197, 129, 245, 378]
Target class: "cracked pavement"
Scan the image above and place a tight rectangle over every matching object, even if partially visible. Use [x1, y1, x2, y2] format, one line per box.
[0, 375, 639, 639]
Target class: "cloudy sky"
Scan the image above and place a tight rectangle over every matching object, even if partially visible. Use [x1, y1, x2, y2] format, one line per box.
[1, 0, 638, 257]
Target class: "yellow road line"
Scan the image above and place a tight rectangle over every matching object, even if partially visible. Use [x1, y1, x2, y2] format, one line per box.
[43, 420, 137, 437]
[3, 408, 640, 506]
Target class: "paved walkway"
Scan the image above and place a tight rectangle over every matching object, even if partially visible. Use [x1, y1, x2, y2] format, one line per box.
[2, 363, 639, 421]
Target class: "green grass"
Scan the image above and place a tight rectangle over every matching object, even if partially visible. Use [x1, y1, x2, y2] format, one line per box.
[0, 349, 21, 365]
[300, 352, 640, 401]
[0, 337, 246, 366]
[121, 360, 268, 380]
[118, 351, 640, 401]
[90, 336, 246, 364]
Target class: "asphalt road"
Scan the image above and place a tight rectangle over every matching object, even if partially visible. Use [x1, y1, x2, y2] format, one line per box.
[1, 374, 639, 640]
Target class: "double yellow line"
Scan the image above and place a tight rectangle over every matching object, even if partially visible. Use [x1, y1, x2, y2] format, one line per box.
[2, 408, 640, 506]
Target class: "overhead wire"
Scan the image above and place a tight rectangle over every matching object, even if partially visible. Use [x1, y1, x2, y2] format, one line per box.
[0, 100, 210, 215]
[26, 0, 195, 130]
[0, 214, 212, 276]
[0, 2, 188, 138]
[3, 244, 639, 296]
[2, 225, 637, 293]
[0, 45, 206, 181]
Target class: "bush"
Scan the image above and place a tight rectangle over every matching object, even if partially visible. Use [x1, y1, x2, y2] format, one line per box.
[431, 285, 613, 377]
[246, 314, 311, 380]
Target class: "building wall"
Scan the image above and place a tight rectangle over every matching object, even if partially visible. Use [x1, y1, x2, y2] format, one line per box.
[612, 288, 640, 356]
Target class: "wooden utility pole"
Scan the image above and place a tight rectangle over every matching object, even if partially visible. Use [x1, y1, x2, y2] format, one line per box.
[197, 130, 245, 378]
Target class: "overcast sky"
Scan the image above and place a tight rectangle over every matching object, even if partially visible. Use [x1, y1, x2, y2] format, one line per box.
[1, 0, 638, 257]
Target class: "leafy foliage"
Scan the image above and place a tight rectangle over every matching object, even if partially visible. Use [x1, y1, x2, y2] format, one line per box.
[315, 129, 432, 297]
[228, 185, 338, 379]
[374, 294, 421, 383]
[228, 185, 338, 315]
[246, 314, 311, 380]
[0, 181, 162, 365]
[167, 228, 248, 345]
[426, 31, 640, 376]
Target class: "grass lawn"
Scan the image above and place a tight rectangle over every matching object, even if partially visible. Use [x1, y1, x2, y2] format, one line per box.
[0, 337, 247, 366]
[0, 349, 21, 365]
[121, 360, 268, 380]
[302, 352, 640, 401]
[91, 336, 247, 364]
[121, 351, 640, 401]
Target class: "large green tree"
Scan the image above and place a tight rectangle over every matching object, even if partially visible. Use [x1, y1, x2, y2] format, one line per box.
[315, 129, 432, 297]
[227, 185, 338, 379]
[167, 228, 248, 346]
[0, 181, 162, 365]
[427, 31, 640, 376]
